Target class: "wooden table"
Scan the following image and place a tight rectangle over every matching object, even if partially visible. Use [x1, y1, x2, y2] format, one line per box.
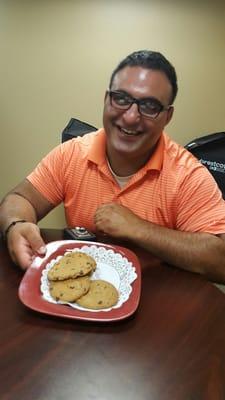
[0, 229, 225, 400]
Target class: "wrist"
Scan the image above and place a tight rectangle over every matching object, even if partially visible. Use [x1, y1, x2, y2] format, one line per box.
[4, 220, 27, 241]
[128, 219, 152, 242]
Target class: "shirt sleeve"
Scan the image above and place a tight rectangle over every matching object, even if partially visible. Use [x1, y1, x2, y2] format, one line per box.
[27, 142, 72, 205]
[176, 162, 225, 234]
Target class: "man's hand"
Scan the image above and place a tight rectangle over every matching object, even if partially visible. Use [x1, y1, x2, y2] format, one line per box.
[94, 203, 142, 238]
[6, 222, 46, 270]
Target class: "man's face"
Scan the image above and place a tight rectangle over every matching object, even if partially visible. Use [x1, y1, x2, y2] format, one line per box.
[103, 66, 174, 164]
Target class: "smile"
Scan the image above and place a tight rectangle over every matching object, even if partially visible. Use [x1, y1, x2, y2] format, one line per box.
[119, 127, 141, 136]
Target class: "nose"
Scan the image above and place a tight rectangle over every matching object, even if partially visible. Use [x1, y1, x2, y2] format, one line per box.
[122, 103, 141, 124]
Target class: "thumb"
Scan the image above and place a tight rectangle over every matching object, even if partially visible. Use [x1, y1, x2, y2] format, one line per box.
[36, 244, 47, 256]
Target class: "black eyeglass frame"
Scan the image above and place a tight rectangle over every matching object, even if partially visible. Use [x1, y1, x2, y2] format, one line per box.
[107, 89, 172, 119]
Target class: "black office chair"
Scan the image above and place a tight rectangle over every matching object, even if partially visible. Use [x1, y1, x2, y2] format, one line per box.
[61, 118, 98, 143]
[185, 131, 225, 199]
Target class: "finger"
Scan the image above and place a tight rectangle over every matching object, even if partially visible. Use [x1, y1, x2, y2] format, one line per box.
[11, 249, 34, 270]
[23, 225, 47, 256]
[10, 240, 36, 270]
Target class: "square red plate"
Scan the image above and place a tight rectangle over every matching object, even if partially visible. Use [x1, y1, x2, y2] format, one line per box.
[18, 240, 141, 322]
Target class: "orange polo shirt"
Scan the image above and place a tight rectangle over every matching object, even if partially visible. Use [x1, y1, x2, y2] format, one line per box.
[27, 128, 225, 234]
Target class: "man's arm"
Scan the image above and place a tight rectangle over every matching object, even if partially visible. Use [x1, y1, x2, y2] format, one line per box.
[94, 203, 225, 284]
[0, 179, 54, 269]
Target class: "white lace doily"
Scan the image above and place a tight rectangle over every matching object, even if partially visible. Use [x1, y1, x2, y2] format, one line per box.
[40, 245, 137, 312]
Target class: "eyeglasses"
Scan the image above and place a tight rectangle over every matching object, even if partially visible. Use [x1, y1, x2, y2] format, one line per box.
[107, 89, 171, 119]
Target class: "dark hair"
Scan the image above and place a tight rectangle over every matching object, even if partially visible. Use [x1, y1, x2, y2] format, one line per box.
[109, 50, 178, 104]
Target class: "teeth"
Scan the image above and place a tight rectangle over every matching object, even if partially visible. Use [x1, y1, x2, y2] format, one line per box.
[121, 128, 138, 136]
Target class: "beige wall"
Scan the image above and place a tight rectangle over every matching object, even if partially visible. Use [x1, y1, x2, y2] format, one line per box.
[1, 0, 225, 228]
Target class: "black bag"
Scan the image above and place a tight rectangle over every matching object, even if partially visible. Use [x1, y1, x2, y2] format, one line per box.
[61, 118, 97, 143]
[185, 132, 225, 199]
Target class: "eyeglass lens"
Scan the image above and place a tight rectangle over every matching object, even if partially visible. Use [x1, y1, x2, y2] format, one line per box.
[109, 91, 164, 118]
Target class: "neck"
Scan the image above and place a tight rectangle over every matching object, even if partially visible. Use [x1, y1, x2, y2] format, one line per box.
[106, 143, 157, 176]
[106, 149, 153, 176]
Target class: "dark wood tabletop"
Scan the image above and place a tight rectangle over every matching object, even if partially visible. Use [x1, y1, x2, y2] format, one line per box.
[0, 229, 225, 400]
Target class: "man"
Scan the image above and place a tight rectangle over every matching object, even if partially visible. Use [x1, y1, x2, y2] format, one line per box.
[1, 50, 225, 283]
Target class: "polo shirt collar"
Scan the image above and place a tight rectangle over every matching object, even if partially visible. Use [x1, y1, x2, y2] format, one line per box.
[87, 128, 106, 165]
[143, 133, 165, 172]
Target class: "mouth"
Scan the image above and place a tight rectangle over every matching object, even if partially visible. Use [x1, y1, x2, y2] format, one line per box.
[118, 126, 142, 136]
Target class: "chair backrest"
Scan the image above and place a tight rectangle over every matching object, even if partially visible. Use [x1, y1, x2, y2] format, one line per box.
[185, 132, 225, 199]
[61, 118, 98, 143]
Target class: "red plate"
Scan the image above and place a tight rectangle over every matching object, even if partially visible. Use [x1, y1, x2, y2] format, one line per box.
[18, 240, 141, 322]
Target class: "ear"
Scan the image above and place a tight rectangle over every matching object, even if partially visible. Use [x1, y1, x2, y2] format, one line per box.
[165, 106, 174, 126]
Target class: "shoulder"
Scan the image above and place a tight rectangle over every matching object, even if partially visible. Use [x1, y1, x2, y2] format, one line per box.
[162, 133, 206, 176]
[161, 133, 221, 197]
[43, 129, 104, 167]
[162, 133, 223, 201]
[60, 129, 103, 156]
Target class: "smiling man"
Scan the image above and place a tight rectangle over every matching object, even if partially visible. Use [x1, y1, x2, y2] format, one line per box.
[103, 66, 174, 176]
[1, 50, 225, 282]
